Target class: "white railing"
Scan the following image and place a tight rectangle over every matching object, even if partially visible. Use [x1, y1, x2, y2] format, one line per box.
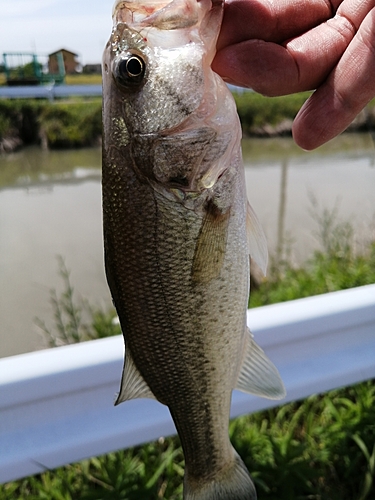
[0, 84, 102, 100]
[0, 84, 246, 100]
[1, 284, 375, 484]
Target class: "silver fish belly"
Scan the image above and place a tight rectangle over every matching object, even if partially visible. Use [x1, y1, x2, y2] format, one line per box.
[102, 1, 286, 499]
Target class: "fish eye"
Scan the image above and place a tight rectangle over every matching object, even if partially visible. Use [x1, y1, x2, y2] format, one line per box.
[113, 52, 146, 90]
[124, 56, 143, 77]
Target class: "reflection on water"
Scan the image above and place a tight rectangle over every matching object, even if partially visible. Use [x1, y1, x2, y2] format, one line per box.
[0, 147, 106, 358]
[243, 134, 375, 263]
[0, 135, 374, 357]
[276, 159, 288, 266]
[0, 147, 102, 189]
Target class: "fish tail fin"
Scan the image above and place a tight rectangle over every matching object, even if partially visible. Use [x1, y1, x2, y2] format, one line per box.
[184, 449, 257, 500]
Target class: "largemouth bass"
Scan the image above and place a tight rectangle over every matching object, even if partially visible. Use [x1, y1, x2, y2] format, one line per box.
[102, 0, 286, 498]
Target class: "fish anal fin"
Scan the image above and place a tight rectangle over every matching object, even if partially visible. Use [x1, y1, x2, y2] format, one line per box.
[115, 347, 156, 405]
[246, 201, 268, 276]
[192, 200, 230, 284]
[235, 327, 286, 400]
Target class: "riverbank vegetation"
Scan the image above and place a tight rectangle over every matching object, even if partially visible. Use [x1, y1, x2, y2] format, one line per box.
[1, 92, 375, 152]
[0, 99, 102, 152]
[1, 216, 374, 500]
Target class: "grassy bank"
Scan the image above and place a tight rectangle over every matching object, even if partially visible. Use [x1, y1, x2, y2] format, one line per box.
[251, 209, 375, 307]
[1, 218, 374, 499]
[234, 91, 375, 137]
[234, 91, 311, 136]
[2, 92, 375, 152]
[0, 99, 102, 152]
[0, 72, 102, 87]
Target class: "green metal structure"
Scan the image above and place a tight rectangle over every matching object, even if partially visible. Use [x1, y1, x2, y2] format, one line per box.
[3, 52, 65, 86]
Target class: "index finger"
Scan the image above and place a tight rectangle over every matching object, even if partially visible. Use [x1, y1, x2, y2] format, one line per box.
[293, 7, 375, 149]
[213, 0, 373, 95]
[217, 0, 342, 50]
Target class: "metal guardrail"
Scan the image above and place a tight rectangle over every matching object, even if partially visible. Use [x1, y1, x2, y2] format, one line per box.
[0, 84, 102, 100]
[0, 84, 245, 100]
[1, 284, 374, 484]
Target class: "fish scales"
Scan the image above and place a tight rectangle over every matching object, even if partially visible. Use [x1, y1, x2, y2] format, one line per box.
[102, 0, 285, 498]
[103, 155, 247, 469]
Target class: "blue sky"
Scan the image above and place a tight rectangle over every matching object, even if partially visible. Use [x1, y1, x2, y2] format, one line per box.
[1, 0, 115, 65]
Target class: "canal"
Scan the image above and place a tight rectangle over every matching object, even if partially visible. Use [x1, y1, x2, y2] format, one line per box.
[1, 133, 374, 357]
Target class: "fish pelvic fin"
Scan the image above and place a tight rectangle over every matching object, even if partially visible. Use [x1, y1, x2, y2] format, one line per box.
[235, 327, 286, 400]
[115, 346, 156, 405]
[246, 201, 268, 276]
[184, 449, 257, 500]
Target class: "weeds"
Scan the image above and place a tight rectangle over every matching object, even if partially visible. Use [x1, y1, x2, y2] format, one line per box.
[39, 102, 102, 148]
[250, 205, 375, 307]
[353, 435, 375, 500]
[0, 99, 102, 150]
[35, 256, 120, 347]
[0, 440, 184, 500]
[233, 92, 312, 134]
[231, 384, 375, 500]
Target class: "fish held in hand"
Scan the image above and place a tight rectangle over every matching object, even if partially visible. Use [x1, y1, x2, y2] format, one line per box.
[102, 0, 286, 498]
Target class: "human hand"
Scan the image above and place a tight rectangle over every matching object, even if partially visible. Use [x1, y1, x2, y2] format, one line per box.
[212, 0, 375, 150]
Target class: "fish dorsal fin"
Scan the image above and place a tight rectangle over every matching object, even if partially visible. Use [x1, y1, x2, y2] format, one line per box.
[235, 328, 286, 400]
[115, 347, 156, 405]
[246, 201, 268, 276]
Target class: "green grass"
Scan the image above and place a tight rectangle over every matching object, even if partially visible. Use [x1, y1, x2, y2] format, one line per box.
[233, 92, 312, 135]
[0, 99, 102, 148]
[0, 72, 101, 86]
[232, 383, 375, 500]
[1, 216, 375, 500]
[250, 207, 375, 307]
[39, 100, 102, 148]
[65, 73, 102, 85]
[35, 257, 121, 347]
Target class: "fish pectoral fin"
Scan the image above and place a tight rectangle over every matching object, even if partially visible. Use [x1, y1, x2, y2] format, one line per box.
[246, 201, 268, 276]
[115, 347, 156, 405]
[192, 200, 230, 284]
[235, 327, 286, 400]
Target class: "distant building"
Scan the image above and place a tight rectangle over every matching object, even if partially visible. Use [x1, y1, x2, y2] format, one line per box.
[83, 63, 102, 74]
[48, 49, 80, 75]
